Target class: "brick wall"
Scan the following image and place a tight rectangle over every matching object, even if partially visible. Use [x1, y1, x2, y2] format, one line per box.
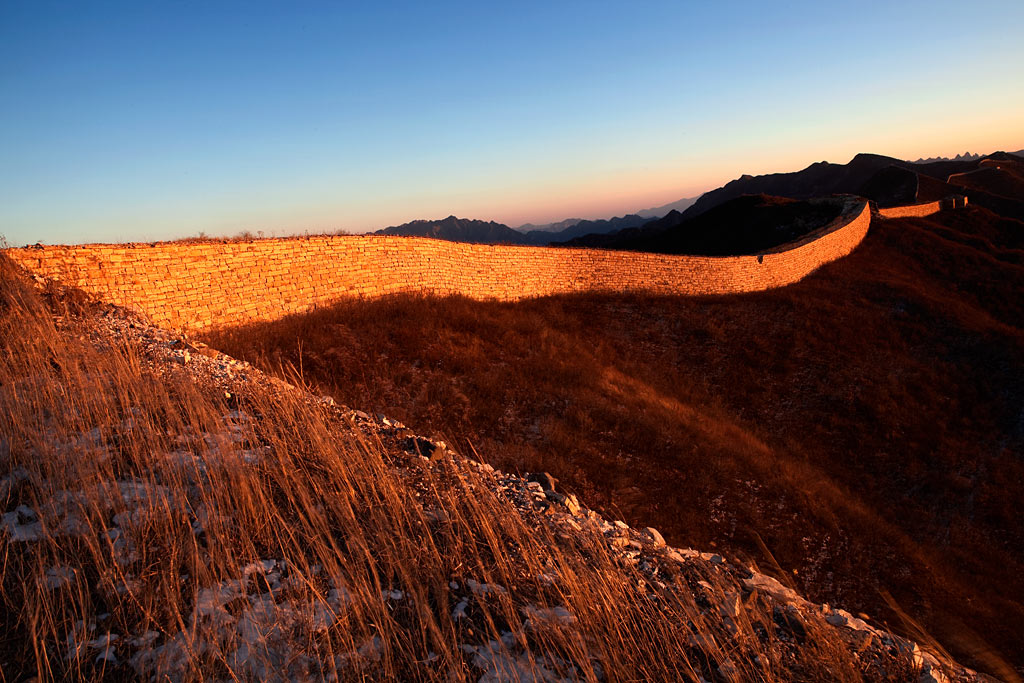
[876, 200, 943, 219]
[5, 200, 872, 332]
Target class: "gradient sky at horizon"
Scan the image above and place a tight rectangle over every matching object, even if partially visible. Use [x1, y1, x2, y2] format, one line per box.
[2, 1, 1022, 246]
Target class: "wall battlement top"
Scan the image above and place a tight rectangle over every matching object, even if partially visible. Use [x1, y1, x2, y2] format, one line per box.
[3, 197, 957, 333]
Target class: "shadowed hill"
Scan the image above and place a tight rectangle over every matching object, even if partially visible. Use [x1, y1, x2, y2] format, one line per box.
[206, 203, 1024, 678]
[680, 153, 904, 218]
[857, 166, 919, 206]
[366, 152, 1022, 250]
[635, 195, 699, 218]
[374, 215, 526, 244]
[677, 152, 1022, 221]
[515, 217, 583, 233]
[948, 159, 1024, 201]
[374, 213, 655, 246]
[8, 260, 960, 682]
[521, 213, 653, 244]
[559, 195, 845, 255]
[561, 151, 1022, 254]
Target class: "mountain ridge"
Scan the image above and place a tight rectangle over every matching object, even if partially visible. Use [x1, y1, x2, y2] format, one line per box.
[376, 213, 657, 246]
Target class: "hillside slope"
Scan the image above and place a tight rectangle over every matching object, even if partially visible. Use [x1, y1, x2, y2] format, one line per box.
[680, 153, 905, 218]
[206, 204, 1024, 680]
[678, 152, 1022, 221]
[560, 195, 845, 255]
[374, 213, 656, 246]
[375, 215, 526, 244]
[0, 261, 972, 682]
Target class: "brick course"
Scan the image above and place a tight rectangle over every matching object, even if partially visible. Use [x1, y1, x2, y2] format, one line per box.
[876, 201, 943, 219]
[6, 200, 873, 332]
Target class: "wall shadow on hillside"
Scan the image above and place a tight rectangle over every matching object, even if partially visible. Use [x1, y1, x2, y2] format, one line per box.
[202, 205, 1024, 678]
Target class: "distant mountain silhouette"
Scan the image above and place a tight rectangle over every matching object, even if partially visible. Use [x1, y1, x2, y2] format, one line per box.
[944, 154, 1024, 203]
[375, 216, 526, 244]
[912, 152, 982, 164]
[916, 151, 1024, 221]
[517, 197, 698, 234]
[679, 153, 911, 220]
[515, 218, 583, 233]
[911, 150, 1024, 163]
[561, 151, 1024, 255]
[635, 195, 699, 219]
[520, 214, 653, 245]
[678, 151, 1024, 221]
[560, 195, 845, 256]
[375, 213, 658, 246]
[373, 151, 1023, 248]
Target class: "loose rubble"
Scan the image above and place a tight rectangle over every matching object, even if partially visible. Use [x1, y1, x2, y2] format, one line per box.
[0, 288, 990, 683]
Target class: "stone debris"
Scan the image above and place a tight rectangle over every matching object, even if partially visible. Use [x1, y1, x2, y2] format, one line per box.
[0, 292, 989, 683]
[527, 471, 558, 492]
[643, 526, 666, 548]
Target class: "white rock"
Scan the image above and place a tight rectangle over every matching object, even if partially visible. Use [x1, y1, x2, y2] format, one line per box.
[643, 527, 666, 547]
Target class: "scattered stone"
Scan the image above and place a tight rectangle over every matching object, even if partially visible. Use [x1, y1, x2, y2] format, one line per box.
[403, 436, 439, 459]
[720, 591, 742, 619]
[643, 526, 666, 547]
[543, 490, 581, 515]
[848, 629, 875, 652]
[825, 610, 848, 627]
[8, 285, 978, 683]
[527, 472, 558, 492]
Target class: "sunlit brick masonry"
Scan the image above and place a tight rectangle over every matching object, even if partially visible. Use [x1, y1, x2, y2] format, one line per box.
[4, 197, 957, 333]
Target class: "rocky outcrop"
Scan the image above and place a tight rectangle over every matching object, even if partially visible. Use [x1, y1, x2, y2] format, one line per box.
[9, 295, 978, 682]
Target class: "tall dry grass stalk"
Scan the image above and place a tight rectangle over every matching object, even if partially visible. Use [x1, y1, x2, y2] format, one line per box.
[0, 261, 910, 681]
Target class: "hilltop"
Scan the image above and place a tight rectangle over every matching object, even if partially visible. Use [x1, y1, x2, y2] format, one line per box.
[374, 215, 526, 244]
[3, 147, 1021, 680]
[369, 153, 1022, 255]
[677, 152, 1023, 220]
[0, 261, 972, 682]
[375, 213, 655, 246]
[200, 153, 1023, 679]
[565, 152, 1020, 256]
[910, 150, 1024, 164]
[559, 195, 846, 255]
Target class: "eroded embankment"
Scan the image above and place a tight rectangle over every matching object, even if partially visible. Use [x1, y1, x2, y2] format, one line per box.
[0, 268, 970, 682]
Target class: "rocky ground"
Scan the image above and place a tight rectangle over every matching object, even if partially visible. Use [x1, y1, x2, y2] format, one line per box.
[1, 278, 994, 682]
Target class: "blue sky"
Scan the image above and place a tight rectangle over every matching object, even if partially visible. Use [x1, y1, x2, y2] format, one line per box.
[1, 0, 1022, 245]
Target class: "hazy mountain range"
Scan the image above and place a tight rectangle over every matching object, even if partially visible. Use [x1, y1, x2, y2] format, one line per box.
[374, 216, 525, 244]
[634, 195, 699, 218]
[910, 150, 1023, 163]
[375, 203, 696, 246]
[560, 195, 845, 255]
[373, 150, 1024, 249]
[514, 218, 584, 233]
[676, 150, 1024, 222]
[912, 152, 983, 164]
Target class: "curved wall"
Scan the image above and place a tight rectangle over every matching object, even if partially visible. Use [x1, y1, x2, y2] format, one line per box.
[877, 200, 943, 219]
[876, 195, 966, 219]
[6, 201, 872, 331]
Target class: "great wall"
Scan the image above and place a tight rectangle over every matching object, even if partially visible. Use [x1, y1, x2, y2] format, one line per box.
[3, 196, 962, 332]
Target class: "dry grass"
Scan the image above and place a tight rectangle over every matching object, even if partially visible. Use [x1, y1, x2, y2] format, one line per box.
[203, 205, 1024, 679]
[0, 260, 916, 681]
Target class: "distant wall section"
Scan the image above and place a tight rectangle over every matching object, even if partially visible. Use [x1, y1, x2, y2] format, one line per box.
[876, 195, 966, 219]
[7, 201, 872, 332]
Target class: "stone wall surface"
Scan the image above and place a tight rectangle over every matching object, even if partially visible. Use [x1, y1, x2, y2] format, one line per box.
[876, 200, 943, 219]
[6, 200, 874, 331]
